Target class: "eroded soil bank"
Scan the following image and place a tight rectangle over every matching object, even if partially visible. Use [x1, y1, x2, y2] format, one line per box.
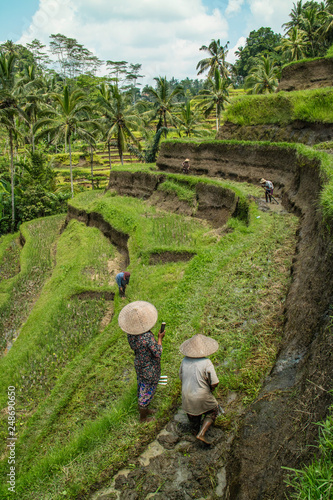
[216, 120, 333, 145]
[156, 142, 333, 498]
[277, 57, 333, 92]
[106, 170, 242, 228]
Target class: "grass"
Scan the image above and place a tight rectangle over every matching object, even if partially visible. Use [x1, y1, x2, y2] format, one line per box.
[222, 88, 333, 126]
[0, 215, 65, 353]
[284, 405, 333, 499]
[0, 180, 299, 499]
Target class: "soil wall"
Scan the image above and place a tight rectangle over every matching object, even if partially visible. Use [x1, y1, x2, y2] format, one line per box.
[107, 171, 240, 228]
[216, 120, 333, 145]
[277, 57, 333, 92]
[157, 141, 333, 499]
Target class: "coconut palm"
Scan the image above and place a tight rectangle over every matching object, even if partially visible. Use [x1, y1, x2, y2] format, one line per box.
[0, 53, 26, 231]
[196, 67, 230, 131]
[34, 85, 95, 197]
[143, 76, 183, 136]
[16, 63, 45, 152]
[245, 55, 280, 94]
[282, 1, 304, 33]
[178, 100, 210, 138]
[196, 39, 230, 79]
[276, 27, 307, 62]
[97, 82, 141, 171]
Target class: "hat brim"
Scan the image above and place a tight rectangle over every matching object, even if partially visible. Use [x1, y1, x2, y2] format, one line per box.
[118, 301, 158, 335]
[179, 334, 219, 358]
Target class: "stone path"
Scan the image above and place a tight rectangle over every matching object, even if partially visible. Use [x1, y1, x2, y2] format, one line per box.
[91, 408, 233, 500]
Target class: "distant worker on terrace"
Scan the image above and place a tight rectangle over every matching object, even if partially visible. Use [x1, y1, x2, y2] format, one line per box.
[116, 271, 130, 299]
[182, 158, 191, 174]
[118, 301, 165, 422]
[179, 334, 220, 445]
[260, 178, 274, 203]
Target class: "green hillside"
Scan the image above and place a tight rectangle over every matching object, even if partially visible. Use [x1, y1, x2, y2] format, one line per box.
[0, 174, 299, 498]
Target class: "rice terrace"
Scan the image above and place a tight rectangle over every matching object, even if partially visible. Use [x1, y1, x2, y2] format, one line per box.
[1, 4, 333, 499]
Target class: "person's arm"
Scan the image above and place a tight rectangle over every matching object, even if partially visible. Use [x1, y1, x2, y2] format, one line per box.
[145, 331, 164, 357]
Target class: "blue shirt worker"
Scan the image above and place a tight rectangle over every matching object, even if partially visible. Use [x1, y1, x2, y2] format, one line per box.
[116, 271, 130, 299]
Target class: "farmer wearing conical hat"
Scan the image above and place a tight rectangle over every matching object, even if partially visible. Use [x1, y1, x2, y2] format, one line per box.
[118, 301, 165, 422]
[182, 158, 190, 174]
[179, 334, 219, 444]
[260, 178, 274, 203]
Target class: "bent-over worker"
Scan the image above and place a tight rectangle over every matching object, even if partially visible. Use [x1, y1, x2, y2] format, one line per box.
[182, 158, 190, 174]
[179, 334, 219, 445]
[260, 178, 274, 203]
[118, 301, 165, 422]
[116, 271, 130, 299]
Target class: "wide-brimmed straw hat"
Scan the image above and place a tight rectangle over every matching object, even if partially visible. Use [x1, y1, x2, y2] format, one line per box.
[179, 334, 219, 358]
[184, 158, 190, 162]
[260, 178, 266, 184]
[118, 301, 158, 335]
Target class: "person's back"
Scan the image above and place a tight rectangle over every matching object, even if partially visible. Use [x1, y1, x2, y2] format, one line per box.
[180, 357, 218, 415]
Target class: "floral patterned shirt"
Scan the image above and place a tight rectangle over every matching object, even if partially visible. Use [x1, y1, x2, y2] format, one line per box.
[127, 331, 162, 385]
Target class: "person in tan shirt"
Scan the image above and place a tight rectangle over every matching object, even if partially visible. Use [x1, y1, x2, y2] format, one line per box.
[179, 334, 219, 444]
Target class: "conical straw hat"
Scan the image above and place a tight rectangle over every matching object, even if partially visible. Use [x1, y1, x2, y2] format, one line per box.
[179, 334, 219, 358]
[118, 301, 158, 335]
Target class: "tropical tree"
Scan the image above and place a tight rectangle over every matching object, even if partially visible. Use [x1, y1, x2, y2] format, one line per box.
[97, 83, 141, 170]
[196, 67, 230, 131]
[282, 1, 305, 32]
[196, 39, 230, 79]
[276, 27, 307, 62]
[16, 63, 45, 152]
[143, 76, 183, 135]
[0, 53, 25, 231]
[178, 100, 210, 138]
[34, 85, 95, 197]
[233, 28, 282, 81]
[245, 55, 280, 94]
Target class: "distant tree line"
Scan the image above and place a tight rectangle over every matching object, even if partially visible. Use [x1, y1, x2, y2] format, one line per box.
[1, 0, 333, 234]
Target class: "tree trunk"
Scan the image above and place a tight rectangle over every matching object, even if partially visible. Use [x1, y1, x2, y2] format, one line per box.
[9, 129, 15, 233]
[69, 135, 74, 198]
[108, 141, 112, 176]
[90, 145, 94, 190]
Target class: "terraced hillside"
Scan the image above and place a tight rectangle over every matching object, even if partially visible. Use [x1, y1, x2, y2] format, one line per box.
[0, 160, 304, 499]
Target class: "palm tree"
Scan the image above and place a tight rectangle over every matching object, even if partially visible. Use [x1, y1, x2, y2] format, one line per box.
[17, 63, 45, 152]
[34, 85, 95, 197]
[143, 76, 183, 136]
[196, 68, 230, 131]
[282, 1, 304, 33]
[196, 39, 230, 79]
[245, 55, 280, 94]
[0, 53, 25, 231]
[178, 100, 210, 138]
[97, 83, 141, 170]
[276, 27, 307, 62]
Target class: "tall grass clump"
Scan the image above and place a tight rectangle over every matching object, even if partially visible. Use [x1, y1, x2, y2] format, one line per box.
[285, 406, 333, 499]
[223, 88, 333, 125]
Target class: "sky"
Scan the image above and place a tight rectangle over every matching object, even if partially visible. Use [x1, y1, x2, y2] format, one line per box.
[0, 0, 296, 85]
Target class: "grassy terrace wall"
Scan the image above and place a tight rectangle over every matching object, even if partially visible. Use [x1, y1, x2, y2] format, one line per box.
[157, 139, 333, 497]
[217, 89, 333, 144]
[277, 56, 333, 92]
[0, 164, 299, 499]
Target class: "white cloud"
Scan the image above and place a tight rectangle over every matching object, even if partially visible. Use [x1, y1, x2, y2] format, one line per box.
[227, 36, 246, 64]
[247, 0, 295, 34]
[18, 0, 229, 84]
[225, 0, 244, 17]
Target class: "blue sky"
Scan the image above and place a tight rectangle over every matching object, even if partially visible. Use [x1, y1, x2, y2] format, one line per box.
[1, 0, 295, 84]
